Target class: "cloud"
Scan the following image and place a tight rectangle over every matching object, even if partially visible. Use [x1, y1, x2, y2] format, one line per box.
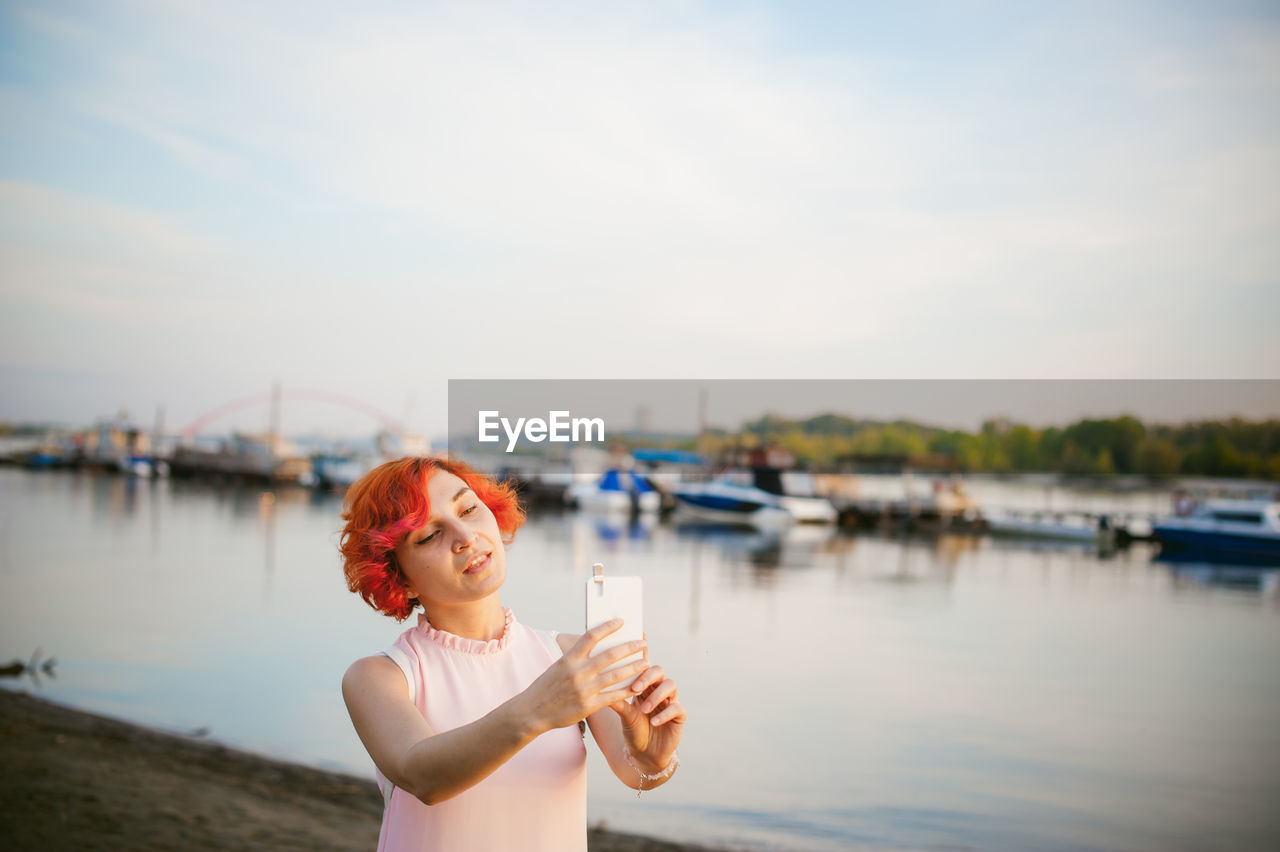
[1, 1, 1278, 430]
[0, 181, 227, 332]
[0, 180, 213, 258]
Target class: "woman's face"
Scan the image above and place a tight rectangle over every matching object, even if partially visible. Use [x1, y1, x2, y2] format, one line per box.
[392, 469, 507, 611]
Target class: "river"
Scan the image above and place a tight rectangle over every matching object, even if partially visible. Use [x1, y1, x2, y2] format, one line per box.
[1, 468, 1278, 850]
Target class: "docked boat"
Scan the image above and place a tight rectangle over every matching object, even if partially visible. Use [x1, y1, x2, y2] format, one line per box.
[983, 509, 1115, 544]
[670, 478, 792, 527]
[312, 452, 377, 491]
[673, 467, 836, 526]
[1152, 500, 1280, 561]
[833, 478, 981, 531]
[565, 469, 661, 513]
[170, 433, 313, 484]
[777, 493, 838, 523]
[759, 469, 838, 523]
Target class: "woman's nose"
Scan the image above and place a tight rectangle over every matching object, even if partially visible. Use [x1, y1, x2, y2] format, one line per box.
[451, 528, 478, 553]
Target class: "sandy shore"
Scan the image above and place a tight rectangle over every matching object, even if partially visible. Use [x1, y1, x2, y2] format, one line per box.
[0, 690, 726, 851]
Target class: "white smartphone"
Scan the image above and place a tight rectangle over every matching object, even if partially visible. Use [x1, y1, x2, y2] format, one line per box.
[584, 563, 644, 682]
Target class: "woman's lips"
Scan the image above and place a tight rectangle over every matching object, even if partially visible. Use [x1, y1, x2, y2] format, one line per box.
[462, 553, 491, 574]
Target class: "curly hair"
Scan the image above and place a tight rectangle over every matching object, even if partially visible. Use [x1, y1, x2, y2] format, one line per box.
[339, 456, 526, 620]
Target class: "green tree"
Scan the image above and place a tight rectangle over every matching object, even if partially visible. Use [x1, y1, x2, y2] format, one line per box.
[1136, 437, 1182, 478]
[1005, 424, 1041, 471]
[1061, 441, 1098, 476]
[1063, 416, 1145, 473]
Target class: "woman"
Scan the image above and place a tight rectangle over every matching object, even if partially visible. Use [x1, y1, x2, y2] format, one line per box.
[340, 457, 685, 851]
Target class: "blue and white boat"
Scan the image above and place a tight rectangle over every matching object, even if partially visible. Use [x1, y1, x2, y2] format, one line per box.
[672, 468, 838, 526]
[670, 478, 792, 527]
[1153, 500, 1280, 561]
[566, 469, 661, 513]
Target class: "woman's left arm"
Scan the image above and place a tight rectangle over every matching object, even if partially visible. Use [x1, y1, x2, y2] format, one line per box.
[584, 650, 686, 792]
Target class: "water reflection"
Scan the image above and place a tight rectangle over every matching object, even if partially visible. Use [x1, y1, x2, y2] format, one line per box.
[1154, 550, 1280, 595]
[583, 508, 657, 543]
[261, 491, 277, 601]
[674, 521, 841, 572]
[1166, 564, 1280, 595]
[5, 469, 1280, 852]
[0, 649, 57, 685]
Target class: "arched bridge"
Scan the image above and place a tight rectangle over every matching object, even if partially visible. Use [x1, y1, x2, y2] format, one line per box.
[181, 388, 403, 439]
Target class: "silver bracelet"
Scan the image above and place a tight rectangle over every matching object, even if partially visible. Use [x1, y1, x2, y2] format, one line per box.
[622, 745, 679, 798]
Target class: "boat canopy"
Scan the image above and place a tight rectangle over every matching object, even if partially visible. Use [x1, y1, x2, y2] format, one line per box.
[632, 449, 706, 466]
[598, 469, 655, 494]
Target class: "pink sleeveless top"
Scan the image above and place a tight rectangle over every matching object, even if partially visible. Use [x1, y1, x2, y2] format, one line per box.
[376, 608, 588, 852]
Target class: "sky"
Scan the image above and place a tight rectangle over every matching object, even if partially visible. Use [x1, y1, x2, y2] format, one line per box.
[1, 1, 1278, 439]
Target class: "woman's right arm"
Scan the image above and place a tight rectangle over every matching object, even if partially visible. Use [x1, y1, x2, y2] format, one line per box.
[342, 619, 647, 806]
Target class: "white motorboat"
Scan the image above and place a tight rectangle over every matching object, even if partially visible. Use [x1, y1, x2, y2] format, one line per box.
[983, 509, 1115, 543]
[566, 469, 661, 513]
[772, 469, 839, 523]
[779, 494, 839, 523]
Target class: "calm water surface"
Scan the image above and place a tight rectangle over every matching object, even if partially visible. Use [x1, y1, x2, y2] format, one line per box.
[2, 468, 1278, 851]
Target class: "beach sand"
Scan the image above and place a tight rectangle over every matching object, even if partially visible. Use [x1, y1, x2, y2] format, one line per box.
[0, 690, 724, 851]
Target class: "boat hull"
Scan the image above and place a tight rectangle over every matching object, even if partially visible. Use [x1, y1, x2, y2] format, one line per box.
[779, 495, 837, 524]
[1153, 501, 1280, 562]
[986, 519, 1101, 542]
[1153, 525, 1280, 560]
[673, 502, 792, 527]
[671, 483, 792, 528]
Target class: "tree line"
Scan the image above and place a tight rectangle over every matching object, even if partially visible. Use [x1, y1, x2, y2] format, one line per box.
[691, 414, 1280, 480]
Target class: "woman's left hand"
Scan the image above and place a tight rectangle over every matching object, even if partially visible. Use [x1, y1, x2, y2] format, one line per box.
[610, 651, 685, 772]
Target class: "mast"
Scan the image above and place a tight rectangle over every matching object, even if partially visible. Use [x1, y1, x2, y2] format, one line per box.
[269, 381, 282, 452]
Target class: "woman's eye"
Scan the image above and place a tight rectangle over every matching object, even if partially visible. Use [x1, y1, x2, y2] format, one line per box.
[461, 503, 479, 516]
[417, 531, 439, 545]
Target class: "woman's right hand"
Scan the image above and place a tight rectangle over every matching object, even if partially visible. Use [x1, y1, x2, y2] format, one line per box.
[518, 619, 649, 733]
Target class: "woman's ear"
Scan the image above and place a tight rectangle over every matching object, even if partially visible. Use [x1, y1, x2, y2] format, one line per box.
[389, 553, 420, 610]
[402, 577, 420, 607]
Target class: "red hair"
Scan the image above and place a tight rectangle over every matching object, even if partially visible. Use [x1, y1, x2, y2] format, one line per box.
[339, 456, 526, 620]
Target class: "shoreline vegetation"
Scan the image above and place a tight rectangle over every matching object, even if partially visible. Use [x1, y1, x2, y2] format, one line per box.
[0, 690, 728, 852]
[5, 414, 1280, 482]
[688, 415, 1280, 481]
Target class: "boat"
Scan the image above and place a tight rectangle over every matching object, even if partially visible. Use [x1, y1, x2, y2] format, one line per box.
[983, 509, 1115, 544]
[670, 478, 792, 527]
[1152, 500, 1280, 561]
[312, 452, 377, 491]
[170, 433, 314, 484]
[565, 469, 660, 514]
[83, 416, 166, 476]
[673, 468, 837, 526]
[737, 467, 838, 523]
[14, 431, 76, 469]
[757, 469, 838, 524]
[833, 477, 981, 531]
[778, 493, 838, 523]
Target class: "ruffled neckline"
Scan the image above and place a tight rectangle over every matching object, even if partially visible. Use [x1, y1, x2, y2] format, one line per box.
[417, 607, 515, 655]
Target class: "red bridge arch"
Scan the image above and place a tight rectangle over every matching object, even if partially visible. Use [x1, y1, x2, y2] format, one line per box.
[181, 389, 403, 440]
